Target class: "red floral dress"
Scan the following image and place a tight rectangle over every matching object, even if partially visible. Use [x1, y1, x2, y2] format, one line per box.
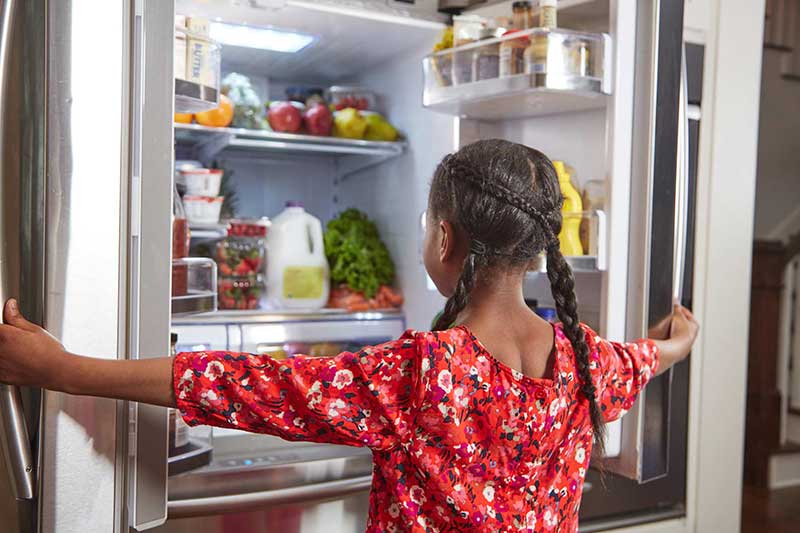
[174, 324, 658, 532]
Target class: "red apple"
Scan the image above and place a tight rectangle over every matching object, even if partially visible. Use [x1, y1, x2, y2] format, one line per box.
[303, 103, 333, 136]
[268, 101, 302, 133]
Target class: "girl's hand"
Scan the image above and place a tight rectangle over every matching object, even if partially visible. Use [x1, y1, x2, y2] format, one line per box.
[0, 299, 69, 388]
[0, 298, 176, 405]
[652, 301, 699, 375]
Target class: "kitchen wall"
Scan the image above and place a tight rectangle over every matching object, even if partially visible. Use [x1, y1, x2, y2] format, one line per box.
[753, 47, 800, 241]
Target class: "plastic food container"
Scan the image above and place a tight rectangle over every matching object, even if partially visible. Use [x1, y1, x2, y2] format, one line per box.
[326, 86, 376, 111]
[171, 257, 218, 315]
[183, 195, 224, 225]
[215, 219, 268, 276]
[218, 275, 263, 310]
[180, 169, 223, 197]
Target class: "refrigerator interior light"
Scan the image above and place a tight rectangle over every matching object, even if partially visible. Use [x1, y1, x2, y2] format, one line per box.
[209, 21, 315, 53]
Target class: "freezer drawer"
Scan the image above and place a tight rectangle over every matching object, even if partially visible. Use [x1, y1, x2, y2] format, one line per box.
[158, 427, 373, 532]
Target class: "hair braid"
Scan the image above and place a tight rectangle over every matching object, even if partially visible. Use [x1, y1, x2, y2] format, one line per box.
[546, 245, 606, 455]
[428, 140, 606, 454]
[433, 251, 482, 331]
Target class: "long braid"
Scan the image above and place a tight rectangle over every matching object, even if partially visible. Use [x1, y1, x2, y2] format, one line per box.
[546, 245, 606, 456]
[433, 251, 480, 331]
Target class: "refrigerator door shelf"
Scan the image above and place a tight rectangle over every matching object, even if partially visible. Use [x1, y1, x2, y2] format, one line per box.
[423, 29, 612, 120]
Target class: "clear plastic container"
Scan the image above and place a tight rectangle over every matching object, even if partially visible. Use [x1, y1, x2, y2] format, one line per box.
[218, 274, 263, 310]
[215, 220, 268, 277]
[171, 257, 218, 314]
[326, 86, 376, 111]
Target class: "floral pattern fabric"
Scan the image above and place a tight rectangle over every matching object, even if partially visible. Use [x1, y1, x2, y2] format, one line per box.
[174, 324, 658, 532]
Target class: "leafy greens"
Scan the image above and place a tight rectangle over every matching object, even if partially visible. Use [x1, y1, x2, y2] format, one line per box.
[324, 208, 395, 298]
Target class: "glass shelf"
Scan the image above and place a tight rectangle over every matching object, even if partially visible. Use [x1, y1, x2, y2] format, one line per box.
[423, 27, 612, 120]
[174, 124, 406, 179]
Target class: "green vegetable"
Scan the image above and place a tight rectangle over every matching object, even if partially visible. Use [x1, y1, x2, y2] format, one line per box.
[324, 208, 395, 298]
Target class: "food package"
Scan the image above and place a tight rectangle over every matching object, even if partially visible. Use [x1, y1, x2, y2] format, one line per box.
[327, 284, 404, 312]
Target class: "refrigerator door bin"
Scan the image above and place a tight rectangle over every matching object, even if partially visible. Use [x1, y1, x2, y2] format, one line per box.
[171, 257, 218, 316]
[174, 25, 221, 114]
[423, 28, 612, 120]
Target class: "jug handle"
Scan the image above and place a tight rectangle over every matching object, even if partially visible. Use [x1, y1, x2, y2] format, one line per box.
[309, 218, 325, 256]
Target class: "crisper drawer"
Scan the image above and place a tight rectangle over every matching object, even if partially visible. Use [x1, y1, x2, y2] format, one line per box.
[237, 311, 406, 356]
[171, 324, 239, 352]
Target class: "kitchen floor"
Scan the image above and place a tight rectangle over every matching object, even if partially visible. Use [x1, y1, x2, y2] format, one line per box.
[740, 484, 800, 533]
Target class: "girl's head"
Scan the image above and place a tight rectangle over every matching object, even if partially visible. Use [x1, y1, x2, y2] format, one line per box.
[424, 139, 605, 453]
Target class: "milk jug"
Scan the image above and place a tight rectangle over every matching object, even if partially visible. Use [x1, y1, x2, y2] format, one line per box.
[266, 202, 330, 309]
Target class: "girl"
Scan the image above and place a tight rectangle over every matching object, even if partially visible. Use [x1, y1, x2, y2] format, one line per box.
[0, 140, 697, 532]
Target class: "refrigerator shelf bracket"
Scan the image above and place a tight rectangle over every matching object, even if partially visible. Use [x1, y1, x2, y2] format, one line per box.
[174, 124, 405, 177]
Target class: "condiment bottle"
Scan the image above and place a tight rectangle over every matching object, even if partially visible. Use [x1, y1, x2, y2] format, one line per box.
[499, 29, 529, 77]
[524, 0, 558, 75]
[169, 333, 191, 456]
[511, 1, 533, 30]
[553, 160, 584, 256]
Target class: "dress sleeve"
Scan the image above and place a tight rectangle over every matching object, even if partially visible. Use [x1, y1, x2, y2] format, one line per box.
[172, 333, 419, 451]
[582, 325, 660, 423]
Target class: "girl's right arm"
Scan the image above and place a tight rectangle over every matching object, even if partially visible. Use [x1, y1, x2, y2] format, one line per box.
[586, 303, 698, 422]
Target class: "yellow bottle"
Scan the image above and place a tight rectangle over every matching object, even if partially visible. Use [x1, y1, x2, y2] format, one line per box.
[553, 160, 584, 256]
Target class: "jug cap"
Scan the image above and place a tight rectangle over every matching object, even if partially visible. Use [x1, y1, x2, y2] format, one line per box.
[286, 201, 305, 208]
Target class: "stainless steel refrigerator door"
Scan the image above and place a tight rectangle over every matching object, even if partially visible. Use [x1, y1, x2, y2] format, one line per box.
[603, 0, 686, 484]
[0, 0, 44, 530]
[39, 0, 133, 531]
[127, 0, 175, 530]
[0, 0, 37, 508]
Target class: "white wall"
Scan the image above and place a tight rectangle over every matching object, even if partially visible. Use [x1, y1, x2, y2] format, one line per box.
[753, 48, 800, 241]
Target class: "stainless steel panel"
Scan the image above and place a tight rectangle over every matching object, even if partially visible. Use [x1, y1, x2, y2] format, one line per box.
[40, 0, 130, 531]
[151, 491, 370, 533]
[607, 0, 685, 483]
[128, 0, 175, 530]
[153, 432, 372, 532]
[0, 0, 36, 506]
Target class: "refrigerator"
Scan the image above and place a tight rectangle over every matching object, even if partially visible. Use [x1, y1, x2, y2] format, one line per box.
[0, 0, 698, 532]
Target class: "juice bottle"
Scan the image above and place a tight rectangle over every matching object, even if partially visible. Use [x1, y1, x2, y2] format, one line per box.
[553, 160, 584, 256]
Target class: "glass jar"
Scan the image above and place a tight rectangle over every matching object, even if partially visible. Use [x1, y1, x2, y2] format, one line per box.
[511, 1, 533, 30]
[452, 14, 486, 85]
[471, 28, 500, 81]
[172, 184, 190, 260]
[499, 29, 529, 77]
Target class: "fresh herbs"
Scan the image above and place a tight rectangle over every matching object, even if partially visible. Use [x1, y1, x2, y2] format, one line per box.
[324, 208, 395, 298]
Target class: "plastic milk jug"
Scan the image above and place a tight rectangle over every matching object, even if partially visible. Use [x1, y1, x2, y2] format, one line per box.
[266, 202, 330, 309]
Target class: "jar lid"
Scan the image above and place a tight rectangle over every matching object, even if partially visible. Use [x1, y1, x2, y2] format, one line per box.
[227, 219, 268, 237]
[512, 1, 532, 8]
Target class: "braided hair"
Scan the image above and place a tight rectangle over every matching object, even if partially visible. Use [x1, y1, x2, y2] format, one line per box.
[429, 139, 605, 454]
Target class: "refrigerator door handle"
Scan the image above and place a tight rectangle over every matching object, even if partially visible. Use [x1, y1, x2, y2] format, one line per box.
[0, 0, 35, 502]
[673, 45, 690, 302]
[167, 475, 373, 519]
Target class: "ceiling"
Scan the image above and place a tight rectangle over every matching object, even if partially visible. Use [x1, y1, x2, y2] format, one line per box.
[176, 0, 448, 82]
